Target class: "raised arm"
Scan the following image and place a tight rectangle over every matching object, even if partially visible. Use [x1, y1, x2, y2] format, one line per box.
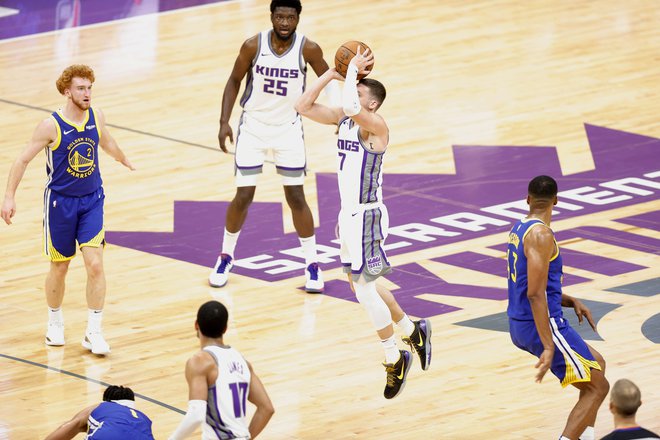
[218, 36, 258, 152]
[303, 38, 341, 107]
[342, 48, 388, 149]
[44, 404, 97, 440]
[295, 68, 345, 125]
[524, 225, 556, 383]
[1, 118, 56, 225]
[168, 352, 214, 440]
[246, 361, 274, 439]
[95, 108, 134, 170]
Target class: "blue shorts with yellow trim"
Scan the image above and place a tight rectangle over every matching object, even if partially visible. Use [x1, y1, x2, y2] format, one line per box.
[509, 316, 601, 387]
[43, 187, 105, 261]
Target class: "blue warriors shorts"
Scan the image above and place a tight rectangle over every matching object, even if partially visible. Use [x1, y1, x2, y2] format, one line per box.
[339, 203, 392, 282]
[509, 316, 602, 387]
[43, 187, 105, 261]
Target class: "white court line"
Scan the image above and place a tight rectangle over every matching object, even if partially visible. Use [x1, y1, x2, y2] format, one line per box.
[0, 0, 240, 44]
[0, 7, 19, 18]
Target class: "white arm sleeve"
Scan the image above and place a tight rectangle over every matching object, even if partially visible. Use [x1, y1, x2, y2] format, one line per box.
[323, 79, 341, 107]
[168, 400, 207, 440]
[342, 64, 361, 117]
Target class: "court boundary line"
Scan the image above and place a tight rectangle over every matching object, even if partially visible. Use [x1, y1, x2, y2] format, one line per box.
[0, 352, 185, 414]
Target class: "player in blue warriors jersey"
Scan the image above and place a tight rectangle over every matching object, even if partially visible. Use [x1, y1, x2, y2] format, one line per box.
[45, 385, 154, 440]
[507, 175, 610, 440]
[295, 47, 432, 399]
[209, 0, 340, 293]
[169, 301, 274, 439]
[1, 65, 134, 355]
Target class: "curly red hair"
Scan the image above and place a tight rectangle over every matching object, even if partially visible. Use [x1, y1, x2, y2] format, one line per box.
[55, 64, 95, 95]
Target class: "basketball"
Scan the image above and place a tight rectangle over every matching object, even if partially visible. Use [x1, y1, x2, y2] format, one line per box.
[334, 40, 374, 80]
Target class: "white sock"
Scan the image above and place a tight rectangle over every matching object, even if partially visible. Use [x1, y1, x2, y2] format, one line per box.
[560, 436, 572, 440]
[48, 307, 63, 324]
[381, 335, 400, 364]
[87, 309, 103, 333]
[396, 315, 415, 337]
[222, 228, 240, 258]
[579, 426, 594, 440]
[299, 235, 318, 266]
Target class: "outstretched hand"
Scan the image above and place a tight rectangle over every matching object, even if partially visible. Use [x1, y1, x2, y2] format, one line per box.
[572, 298, 597, 332]
[349, 46, 374, 77]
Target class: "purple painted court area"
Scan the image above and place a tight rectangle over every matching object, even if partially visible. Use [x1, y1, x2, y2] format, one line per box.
[107, 125, 660, 318]
[0, 0, 227, 40]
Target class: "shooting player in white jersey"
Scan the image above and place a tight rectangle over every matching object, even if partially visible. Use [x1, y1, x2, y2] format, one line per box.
[210, 0, 339, 293]
[169, 301, 274, 440]
[295, 47, 432, 399]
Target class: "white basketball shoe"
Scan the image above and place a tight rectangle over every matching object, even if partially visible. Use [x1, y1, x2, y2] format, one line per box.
[82, 330, 111, 355]
[304, 263, 324, 293]
[209, 253, 234, 287]
[45, 321, 65, 346]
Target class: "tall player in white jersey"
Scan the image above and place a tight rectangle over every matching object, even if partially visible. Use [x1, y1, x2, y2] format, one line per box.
[169, 301, 274, 440]
[295, 48, 433, 399]
[210, 0, 339, 293]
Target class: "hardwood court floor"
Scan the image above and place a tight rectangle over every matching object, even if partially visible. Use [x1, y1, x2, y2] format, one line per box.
[0, 1, 658, 438]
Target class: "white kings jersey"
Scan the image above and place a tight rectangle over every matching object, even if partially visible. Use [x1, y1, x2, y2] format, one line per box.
[239, 30, 307, 125]
[336, 117, 385, 210]
[202, 346, 251, 440]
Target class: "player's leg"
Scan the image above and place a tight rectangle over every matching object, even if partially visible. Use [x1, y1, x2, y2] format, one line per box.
[43, 189, 77, 346]
[376, 283, 432, 371]
[546, 319, 609, 439]
[354, 276, 412, 399]
[343, 208, 411, 398]
[283, 185, 323, 292]
[563, 344, 608, 440]
[210, 113, 264, 287]
[78, 189, 110, 354]
[275, 116, 322, 293]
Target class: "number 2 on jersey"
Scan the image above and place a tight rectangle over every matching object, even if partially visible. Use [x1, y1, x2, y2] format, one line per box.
[263, 79, 287, 96]
[228, 382, 248, 417]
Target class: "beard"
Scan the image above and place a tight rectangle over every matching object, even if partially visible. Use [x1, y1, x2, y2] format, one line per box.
[72, 96, 90, 111]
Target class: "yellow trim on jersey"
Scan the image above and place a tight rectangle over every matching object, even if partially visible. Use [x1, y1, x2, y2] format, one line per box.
[79, 228, 105, 248]
[49, 115, 62, 151]
[549, 239, 560, 262]
[56, 108, 90, 132]
[560, 351, 602, 388]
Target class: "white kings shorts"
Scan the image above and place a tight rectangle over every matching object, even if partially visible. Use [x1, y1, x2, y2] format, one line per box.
[234, 112, 307, 187]
[339, 203, 392, 282]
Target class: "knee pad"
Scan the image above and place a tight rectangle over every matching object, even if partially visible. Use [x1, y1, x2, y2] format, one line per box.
[354, 280, 391, 330]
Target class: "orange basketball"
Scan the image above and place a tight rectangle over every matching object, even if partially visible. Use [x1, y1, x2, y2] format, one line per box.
[334, 40, 373, 80]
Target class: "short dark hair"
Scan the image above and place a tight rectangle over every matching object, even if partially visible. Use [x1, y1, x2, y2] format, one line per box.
[197, 300, 229, 338]
[358, 78, 386, 110]
[103, 385, 135, 402]
[270, 0, 302, 14]
[528, 175, 557, 200]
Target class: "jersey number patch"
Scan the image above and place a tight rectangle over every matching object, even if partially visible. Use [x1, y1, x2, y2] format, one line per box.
[228, 382, 248, 417]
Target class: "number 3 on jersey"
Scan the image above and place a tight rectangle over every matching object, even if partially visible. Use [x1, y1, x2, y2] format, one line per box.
[507, 248, 518, 283]
[228, 382, 248, 417]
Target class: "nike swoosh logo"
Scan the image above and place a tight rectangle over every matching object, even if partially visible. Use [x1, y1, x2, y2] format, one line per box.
[63, 129, 75, 135]
[351, 212, 358, 217]
[260, 53, 271, 56]
[396, 366, 405, 380]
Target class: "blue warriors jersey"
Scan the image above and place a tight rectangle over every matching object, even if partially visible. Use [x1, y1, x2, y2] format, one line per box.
[47, 108, 102, 196]
[87, 401, 154, 439]
[507, 218, 564, 320]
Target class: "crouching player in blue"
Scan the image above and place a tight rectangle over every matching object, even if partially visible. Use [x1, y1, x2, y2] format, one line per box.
[507, 175, 610, 440]
[45, 385, 154, 439]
